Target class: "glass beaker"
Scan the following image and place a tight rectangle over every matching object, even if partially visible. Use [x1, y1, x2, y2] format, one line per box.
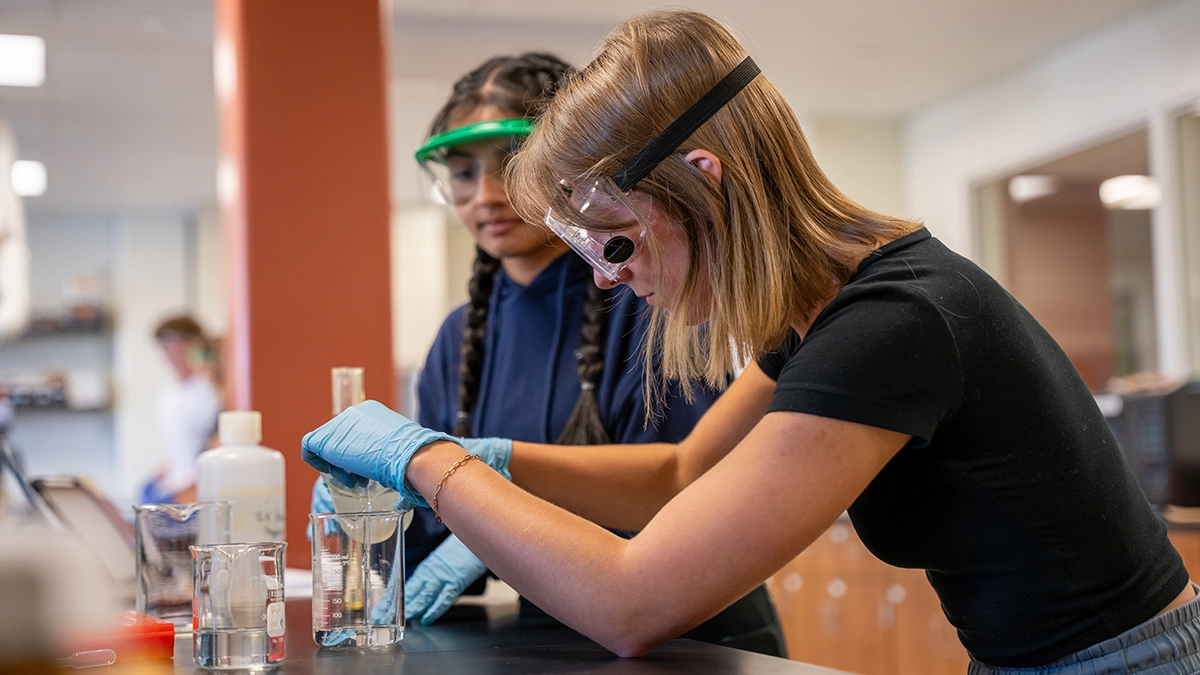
[310, 511, 404, 648]
[134, 502, 231, 629]
[190, 542, 287, 670]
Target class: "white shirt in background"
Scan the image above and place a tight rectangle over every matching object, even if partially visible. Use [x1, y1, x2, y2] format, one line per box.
[157, 374, 221, 495]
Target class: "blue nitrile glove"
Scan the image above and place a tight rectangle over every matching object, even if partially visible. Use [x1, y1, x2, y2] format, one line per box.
[457, 437, 513, 481]
[301, 401, 460, 507]
[305, 477, 334, 541]
[404, 534, 488, 625]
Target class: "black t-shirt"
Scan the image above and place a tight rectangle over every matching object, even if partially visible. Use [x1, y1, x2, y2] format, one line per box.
[757, 228, 1187, 667]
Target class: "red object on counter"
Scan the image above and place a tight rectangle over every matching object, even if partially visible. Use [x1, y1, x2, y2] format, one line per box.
[66, 611, 176, 662]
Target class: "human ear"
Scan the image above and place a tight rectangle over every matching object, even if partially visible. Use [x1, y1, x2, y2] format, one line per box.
[684, 149, 723, 186]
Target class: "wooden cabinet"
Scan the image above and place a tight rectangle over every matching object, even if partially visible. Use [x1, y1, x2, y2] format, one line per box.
[1168, 526, 1200, 579]
[767, 521, 968, 675]
[768, 523, 1200, 675]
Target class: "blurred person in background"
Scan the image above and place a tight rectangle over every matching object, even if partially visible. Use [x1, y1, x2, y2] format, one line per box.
[311, 52, 786, 656]
[140, 315, 220, 503]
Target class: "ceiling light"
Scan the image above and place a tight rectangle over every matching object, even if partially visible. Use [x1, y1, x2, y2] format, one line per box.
[11, 160, 47, 197]
[217, 157, 239, 207]
[1007, 175, 1058, 203]
[0, 35, 46, 87]
[213, 35, 237, 103]
[1099, 175, 1160, 210]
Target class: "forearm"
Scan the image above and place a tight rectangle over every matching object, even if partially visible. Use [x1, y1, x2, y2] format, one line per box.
[508, 440, 681, 531]
[409, 441, 678, 655]
[505, 366, 778, 530]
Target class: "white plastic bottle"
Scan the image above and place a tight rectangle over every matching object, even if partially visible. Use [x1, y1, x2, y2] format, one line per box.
[197, 411, 286, 543]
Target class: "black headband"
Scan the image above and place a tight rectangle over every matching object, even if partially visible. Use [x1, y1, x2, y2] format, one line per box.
[611, 56, 761, 192]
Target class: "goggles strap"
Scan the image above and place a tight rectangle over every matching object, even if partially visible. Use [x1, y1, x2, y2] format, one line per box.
[611, 56, 761, 192]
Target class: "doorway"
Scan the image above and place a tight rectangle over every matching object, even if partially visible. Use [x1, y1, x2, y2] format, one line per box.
[976, 128, 1157, 391]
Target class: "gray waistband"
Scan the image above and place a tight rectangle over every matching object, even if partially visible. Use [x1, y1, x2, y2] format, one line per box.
[968, 583, 1200, 675]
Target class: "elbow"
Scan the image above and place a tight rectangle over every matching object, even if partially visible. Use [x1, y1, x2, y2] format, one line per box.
[591, 604, 677, 658]
[599, 628, 667, 659]
[612, 643, 653, 659]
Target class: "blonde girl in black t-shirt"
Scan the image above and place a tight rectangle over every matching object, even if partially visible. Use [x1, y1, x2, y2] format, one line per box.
[303, 8, 1200, 672]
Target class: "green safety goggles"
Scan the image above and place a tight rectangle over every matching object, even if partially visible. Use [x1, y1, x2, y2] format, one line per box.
[414, 118, 537, 205]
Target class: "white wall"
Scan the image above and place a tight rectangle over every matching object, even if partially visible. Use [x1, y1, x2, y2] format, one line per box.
[392, 206, 451, 374]
[904, 0, 1200, 376]
[807, 117, 907, 217]
[111, 212, 191, 500]
[191, 208, 227, 338]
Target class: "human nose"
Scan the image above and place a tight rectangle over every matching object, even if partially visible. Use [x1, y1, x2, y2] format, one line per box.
[473, 170, 507, 206]
[593, 267, 627, 290]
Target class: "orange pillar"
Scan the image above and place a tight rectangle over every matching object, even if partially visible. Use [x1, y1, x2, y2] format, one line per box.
[215, 0, 395, 557]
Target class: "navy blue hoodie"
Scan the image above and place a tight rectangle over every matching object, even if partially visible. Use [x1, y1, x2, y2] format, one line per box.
[407, 252, 720, 571]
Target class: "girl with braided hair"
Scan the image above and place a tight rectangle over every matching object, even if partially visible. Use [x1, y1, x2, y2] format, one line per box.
[403, 52, 786, 655]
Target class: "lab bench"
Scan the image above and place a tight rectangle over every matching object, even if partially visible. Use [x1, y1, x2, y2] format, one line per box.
[158, 599, 856, 674]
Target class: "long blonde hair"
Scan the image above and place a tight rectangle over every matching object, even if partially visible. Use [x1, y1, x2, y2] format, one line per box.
[507, 8, 920, 401]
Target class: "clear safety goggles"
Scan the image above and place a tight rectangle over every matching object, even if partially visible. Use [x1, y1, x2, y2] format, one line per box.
[544, 175, 650, 282]
[541, 56, 761, 283]
[415, 118, 536, 206]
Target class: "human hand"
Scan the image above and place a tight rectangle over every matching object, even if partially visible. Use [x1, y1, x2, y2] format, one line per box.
[404, 535, 488, 625]
[301, 401, 461, 507]
[457, 437, 513, 481]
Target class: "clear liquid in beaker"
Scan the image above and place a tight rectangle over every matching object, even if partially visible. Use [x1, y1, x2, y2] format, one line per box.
[194, 628, 274, 670]
[190, 542, 286, 669]
[314, 626, 401, 649]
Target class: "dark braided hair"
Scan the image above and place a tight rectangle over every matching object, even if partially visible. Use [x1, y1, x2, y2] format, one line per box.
[555, 277, 612, 445]
[453, 246, 502, 436]
[440, 53, 611, 445]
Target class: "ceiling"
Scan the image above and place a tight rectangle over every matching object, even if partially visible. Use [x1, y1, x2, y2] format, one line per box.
[0, 0, 216, 215]
[389, 0, 1174, 115]
[0, 0, 1178, 216]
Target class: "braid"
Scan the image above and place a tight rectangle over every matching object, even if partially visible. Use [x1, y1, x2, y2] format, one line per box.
[454, 247, 501, 437]
[429, 53, 575, 136]
[556, 281, 612, 445]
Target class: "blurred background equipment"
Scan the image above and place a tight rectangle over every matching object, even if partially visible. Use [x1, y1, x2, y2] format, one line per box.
[1096, 379, 1200, 516]
[0, 527, 117, 672]
[133, 500, 231, 628]
[0, 119, 32, 343]
[29, 477, 137, 603]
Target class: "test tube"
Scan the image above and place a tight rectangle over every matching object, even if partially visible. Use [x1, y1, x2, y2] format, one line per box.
[329, 367, 368, 623]
[331, 367, 365, 416]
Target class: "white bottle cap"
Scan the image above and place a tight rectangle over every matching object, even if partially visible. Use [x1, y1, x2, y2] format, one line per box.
[219, 410, 262, 445]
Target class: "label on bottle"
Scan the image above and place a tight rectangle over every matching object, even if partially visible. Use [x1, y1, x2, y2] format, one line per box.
[217, 489, 285, 543]
[266, 601, 285, 637]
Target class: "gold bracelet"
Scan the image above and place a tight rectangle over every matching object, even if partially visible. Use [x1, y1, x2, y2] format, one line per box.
[432, 453, 479, 524]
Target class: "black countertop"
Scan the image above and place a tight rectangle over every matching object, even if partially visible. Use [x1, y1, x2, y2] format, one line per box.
[163, 601, 855, 674]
